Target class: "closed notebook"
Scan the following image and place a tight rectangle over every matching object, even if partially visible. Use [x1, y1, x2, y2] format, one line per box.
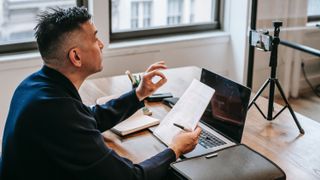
[171, 144, 286, 180]
[96, 95, 159, 136]
[111, 109, 160, 136]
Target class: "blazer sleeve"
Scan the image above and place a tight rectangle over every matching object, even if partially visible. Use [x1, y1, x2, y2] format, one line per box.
[34, 98, 175, 180]
[90, 89, 145, 132]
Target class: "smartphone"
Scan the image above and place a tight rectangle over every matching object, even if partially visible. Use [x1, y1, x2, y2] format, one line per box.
[162, 97, 179, 108]
[250, 30, 272, 51]
[146, 93, 173, 102]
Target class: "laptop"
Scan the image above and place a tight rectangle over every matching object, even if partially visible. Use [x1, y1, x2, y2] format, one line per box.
[183, 68, 251, 158]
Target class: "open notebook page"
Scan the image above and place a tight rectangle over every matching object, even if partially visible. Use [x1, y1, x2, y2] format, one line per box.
[154, 79, 215, 146]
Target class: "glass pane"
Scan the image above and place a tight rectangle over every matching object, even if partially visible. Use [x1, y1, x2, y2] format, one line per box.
[0, 0, 76, 45]
[307, 0, 320, 16]
[131, 2, 139, 29]
[111, 0, 217, 33]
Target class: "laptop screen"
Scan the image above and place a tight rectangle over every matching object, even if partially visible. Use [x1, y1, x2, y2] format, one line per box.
[200, 68, 251, 143]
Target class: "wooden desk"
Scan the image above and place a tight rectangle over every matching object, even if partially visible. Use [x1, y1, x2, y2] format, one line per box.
[79, 66, 320, 180]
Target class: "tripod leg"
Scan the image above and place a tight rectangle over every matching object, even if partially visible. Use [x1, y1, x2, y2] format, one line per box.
[248, 79, 270, 109]
[267, 79, 276, 120]
[275, 80, 305, 134]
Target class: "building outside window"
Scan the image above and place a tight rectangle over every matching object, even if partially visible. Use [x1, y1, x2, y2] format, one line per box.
[143, 1, 152, 28]
[167, 0, 183, 25]
[111, 0, 120, 31]
[110, 0, 221, 41]
[0, 0, 77, 53]
[129, 0, 153, 29]
[131, 2, 139, 29]
[190, 0, 195, 23]
[307, 0, 320, 22]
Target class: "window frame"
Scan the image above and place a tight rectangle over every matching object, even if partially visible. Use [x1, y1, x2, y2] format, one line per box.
[0, 0, 88, 54]
[109, 0, 223, 42]
[308, 15, 320, 22]
[307, 0, 320, 22]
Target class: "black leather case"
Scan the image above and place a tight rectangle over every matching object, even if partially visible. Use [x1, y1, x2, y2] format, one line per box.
[171, 144, 286, 180]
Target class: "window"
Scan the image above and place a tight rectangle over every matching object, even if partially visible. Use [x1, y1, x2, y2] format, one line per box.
[167, 0, 183, 25]
[307, 0, 320, 22]
[143, 1, 152, 28]
[110, 0, 222, 41]
[0, 0, 85, 54]
[190, 0, 195, 23]
[129, 1, 153, 29]
[131, 2, 139, 29]
[111, 0, 120, 31]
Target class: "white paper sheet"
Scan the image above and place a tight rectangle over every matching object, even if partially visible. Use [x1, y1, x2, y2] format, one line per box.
[153, 79, 215, 146]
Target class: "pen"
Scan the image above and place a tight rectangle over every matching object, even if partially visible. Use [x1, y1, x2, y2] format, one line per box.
[173, 123, 192, 132]
[134, 74, 141, 85]
[125, 70, 138, 86]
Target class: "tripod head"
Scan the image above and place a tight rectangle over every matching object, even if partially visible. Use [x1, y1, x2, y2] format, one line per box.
[272, 20, 282, 42]
[249, 20, 283, 51]
[272, 21, 283, 27]
[249, 21, 283, 69]
[269, 21, 283, 69]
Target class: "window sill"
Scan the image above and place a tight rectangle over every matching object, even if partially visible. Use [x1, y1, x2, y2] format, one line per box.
[306, 21, 320, 27]
[0, 51, 42, 71]
[105, 31, 230, 57]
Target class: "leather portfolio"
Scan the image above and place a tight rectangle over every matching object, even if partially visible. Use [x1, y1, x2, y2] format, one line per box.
[170, 144, 286, 180]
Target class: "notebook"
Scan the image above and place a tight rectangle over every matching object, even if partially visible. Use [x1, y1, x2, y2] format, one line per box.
[96, 95, 160, 136]
[111, 109, 160, 136]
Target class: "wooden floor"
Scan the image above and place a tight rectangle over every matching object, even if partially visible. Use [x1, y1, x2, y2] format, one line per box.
[276, 91, 320, 123]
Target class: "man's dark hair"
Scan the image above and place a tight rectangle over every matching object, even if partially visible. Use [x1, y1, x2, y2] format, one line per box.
[34, 7, 91, 64]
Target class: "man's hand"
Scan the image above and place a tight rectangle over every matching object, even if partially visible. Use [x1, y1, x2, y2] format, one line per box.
[136, 61, 167, 101]
[169, 127, 202, 159]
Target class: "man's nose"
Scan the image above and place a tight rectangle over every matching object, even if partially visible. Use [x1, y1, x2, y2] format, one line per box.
[99, 39, 104, 50]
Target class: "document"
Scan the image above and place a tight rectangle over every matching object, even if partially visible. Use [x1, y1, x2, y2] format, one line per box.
[154, 79, 215, 146]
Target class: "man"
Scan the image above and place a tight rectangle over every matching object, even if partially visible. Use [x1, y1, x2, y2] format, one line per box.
[0, 7, 201, 180]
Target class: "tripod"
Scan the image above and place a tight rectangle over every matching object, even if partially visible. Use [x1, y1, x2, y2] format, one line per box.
[248, 21, 305, 134]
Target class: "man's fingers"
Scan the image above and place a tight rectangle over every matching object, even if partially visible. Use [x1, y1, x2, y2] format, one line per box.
[154, 78, 167, 89]
[144, 70, 167, 80]
[193, 127, 202, 137]
[146, 61, 167, 72]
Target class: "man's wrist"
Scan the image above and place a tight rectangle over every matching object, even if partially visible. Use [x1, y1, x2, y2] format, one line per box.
[169, 145, 181, 159]
[135, 88, 144, 101]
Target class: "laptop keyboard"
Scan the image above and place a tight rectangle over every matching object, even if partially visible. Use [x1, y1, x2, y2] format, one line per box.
[199, 129, 226, 149]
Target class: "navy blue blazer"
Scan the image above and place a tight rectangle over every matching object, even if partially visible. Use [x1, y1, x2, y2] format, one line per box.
[0, 66, 175, 180]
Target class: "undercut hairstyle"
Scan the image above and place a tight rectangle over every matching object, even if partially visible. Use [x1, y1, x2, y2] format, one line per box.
[34, 7, 91, 65]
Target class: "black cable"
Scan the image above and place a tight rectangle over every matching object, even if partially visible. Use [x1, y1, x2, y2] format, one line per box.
[301, 62, 320, 98]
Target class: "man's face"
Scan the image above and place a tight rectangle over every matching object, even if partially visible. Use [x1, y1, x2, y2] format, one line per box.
[78, 21, 104, 75]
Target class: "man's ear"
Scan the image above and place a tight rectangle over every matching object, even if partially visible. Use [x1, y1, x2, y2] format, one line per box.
[68, 48, 82, 68]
